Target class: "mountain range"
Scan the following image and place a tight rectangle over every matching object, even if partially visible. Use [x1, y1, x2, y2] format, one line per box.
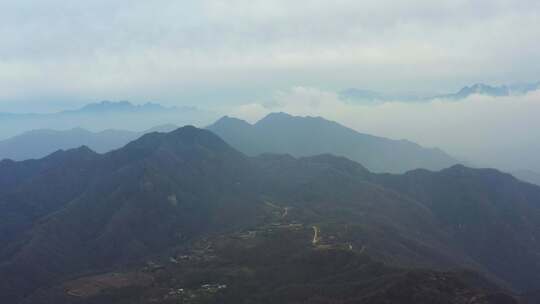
[0, 126, 539, 303]
[66, 101, 174, 113]
[0, 101, 216, 140]
[0, 101, 175, 117]
[433, 82, 540, 100]
[0, 125, 177, 161]
[340, 81, 540, 103]
[4, 112, 539, 187]
[0, 112, 458, 173]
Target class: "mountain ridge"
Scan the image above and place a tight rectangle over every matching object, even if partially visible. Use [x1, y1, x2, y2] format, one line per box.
[69, 101, 172, 114]
[0, 101, 215, 140]
[208, 112, 458, 173]
[0, 125, 178, 161]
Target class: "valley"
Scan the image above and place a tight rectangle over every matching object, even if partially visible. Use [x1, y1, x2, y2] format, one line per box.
[21, 206, 518, 304]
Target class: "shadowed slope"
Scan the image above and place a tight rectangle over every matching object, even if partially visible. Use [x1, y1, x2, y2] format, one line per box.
[0, 127, 534, 303]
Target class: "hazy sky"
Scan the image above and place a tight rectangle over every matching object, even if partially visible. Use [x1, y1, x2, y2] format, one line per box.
[1, 1, 539, 171]
[1, 0, 540, 111]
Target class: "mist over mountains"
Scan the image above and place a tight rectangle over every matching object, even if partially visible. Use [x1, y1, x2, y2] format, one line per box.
[435, 82, 540, 100]
[3, 79, 538, 142]
[208, 112, 457, 173]
[340, 81, 540, 103]
[0, 101, 216, 140]
[2, 1, 539, 302]
[3, 106, 539, 185]
[234, 85, 540, 176]
[70, 101, 172, 113]
[0, 125, 177, 161]
[0, 111, 456, 173]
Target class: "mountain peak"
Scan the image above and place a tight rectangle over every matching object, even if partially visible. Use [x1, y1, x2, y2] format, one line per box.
[45, 144, 98, 162]
[210, 116, 252, 129]
[259, 112, 294, 121]
[167, 125, 216, 139]
[457, 83, 507, 96]
[143, 124, 179, 134]
[122, 126, 237, 159]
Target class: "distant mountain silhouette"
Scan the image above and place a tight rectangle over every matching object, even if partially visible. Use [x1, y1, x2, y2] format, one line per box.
[63, 100, 173, 114]
[436, 84, 510, 100]
[0, 126, 537, 303]
[340, 81, 540, 103]
[208, 112, 458, 173]
[433, 82, 540, 100]
[0, 101, 216, 140]
[0, 125, 177, 161]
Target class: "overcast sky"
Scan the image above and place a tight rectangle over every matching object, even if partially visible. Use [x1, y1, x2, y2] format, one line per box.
[1, 0, 540, 112]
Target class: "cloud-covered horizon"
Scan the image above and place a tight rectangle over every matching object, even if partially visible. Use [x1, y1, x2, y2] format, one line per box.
[2, 1, 538, 172]
[1, 0, 540, 111]
[228, 87, 540, 172]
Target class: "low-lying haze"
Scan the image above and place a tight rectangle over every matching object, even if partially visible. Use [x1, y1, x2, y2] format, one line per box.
[229, 88, 540, 172]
